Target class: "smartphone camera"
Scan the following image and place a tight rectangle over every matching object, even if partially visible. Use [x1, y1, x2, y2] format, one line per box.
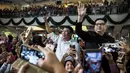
[70, 45, 75, 49]
[84, 49, 102, 73]
[21, 45, 45, 65]
[101, 43, 120, 52]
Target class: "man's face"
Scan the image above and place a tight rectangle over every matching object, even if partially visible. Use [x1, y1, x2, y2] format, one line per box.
[94, 20, 107, 35]
[61, 28, 71, 40]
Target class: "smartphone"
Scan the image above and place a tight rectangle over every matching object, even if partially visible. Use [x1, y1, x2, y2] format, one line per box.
[20, 44, 45, 65]
[84, 49, 102, 73]
[70, 45, 75, 49]
[101, 43, 120, 52]
[25, 27, 32, 38]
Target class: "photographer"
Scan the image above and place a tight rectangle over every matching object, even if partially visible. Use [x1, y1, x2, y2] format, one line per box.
[61, 47, 82, 73]
[64, 56, 75, 73]
[102, 53, 120, 73]
[0, 52, 16, 73]
[119, 43, 130, 73]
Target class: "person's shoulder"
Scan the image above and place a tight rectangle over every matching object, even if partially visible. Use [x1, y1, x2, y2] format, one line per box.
[71, 39, 77, 42]
[87, 31, 98, 34]
[87, 31, 99, 36]
[87, 31, 95, 33]
[71, 39, 79, 45]
[105, 33, 115, 42]
[105, 33, 114, 39]
[57, 35, 62, 40]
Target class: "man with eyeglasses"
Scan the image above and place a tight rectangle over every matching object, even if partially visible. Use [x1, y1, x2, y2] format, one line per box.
[76, 18, 115, 48]
[75, 2, 119, 73]
[44, 16, 81, 62]
[76, 3, 115, 49]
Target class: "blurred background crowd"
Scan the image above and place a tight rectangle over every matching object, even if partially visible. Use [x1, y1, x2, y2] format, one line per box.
[0, 0, 129, 18]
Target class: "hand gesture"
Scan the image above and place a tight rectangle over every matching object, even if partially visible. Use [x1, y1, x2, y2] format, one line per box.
[67, 47, 76, 56]
[104, 53, 115, 64]
[73, 63, 83, 73]
[37, 46, 67, 73]
[119, 42, 130, 53]
[67, 47, 80, 64]
[44, 15, 48, 23]
[77, 1, 86, 16]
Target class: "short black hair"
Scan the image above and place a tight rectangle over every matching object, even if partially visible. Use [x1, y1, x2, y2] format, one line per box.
[95, 18, 107, 24]
[8, 34, 13, 42]
[63, 26, 74, 34]
[32, 36, 45, 47]
[32, 32, 37, 36]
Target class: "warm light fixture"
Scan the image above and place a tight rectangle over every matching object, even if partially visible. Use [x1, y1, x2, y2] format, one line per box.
[64, 4, 68, 8]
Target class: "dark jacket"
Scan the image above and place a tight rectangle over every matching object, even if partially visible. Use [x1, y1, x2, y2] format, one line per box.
[76, 22, 119, 73]
[76, 22, 115, 49]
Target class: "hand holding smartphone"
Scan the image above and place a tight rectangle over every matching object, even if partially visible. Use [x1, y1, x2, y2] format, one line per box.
[25, 27, 32, 38]
[20, 44, 45, 66]
[67, 45, 76, 56]
[101, 43, 120, 52]
[84, 49, 102, 73]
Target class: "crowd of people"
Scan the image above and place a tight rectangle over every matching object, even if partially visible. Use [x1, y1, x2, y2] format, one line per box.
[0, 1, 130, 73]
[0, 0, 129, 18]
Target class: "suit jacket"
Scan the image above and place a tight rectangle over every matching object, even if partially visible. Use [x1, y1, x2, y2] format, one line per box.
[76, 22, 115, 49]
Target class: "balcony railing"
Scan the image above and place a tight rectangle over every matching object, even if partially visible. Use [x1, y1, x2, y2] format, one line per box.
[0, 3, 129, 18]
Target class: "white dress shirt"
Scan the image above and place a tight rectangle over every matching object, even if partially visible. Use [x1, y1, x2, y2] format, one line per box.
[48, 32, 81, 61]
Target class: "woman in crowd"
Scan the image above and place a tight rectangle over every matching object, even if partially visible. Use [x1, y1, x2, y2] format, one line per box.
[7, 35, 13, 52]
[0, 52, 16, 73]
[64, 56, 75, 73]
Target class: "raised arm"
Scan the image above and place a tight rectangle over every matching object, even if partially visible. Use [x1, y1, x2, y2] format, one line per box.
[44, 15, 59, 44]
[76, 2, 91, 41]
[77, 1, 86, 23]
[44, 15, 53, 34]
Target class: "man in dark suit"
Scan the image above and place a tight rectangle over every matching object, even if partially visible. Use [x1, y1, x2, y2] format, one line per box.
[75, 2, 119, 73]
[76, 2, 115, 49]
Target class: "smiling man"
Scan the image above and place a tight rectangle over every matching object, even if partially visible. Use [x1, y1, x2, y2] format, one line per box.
[45, 15, 81, 61]
[55, 26, 81, 61]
